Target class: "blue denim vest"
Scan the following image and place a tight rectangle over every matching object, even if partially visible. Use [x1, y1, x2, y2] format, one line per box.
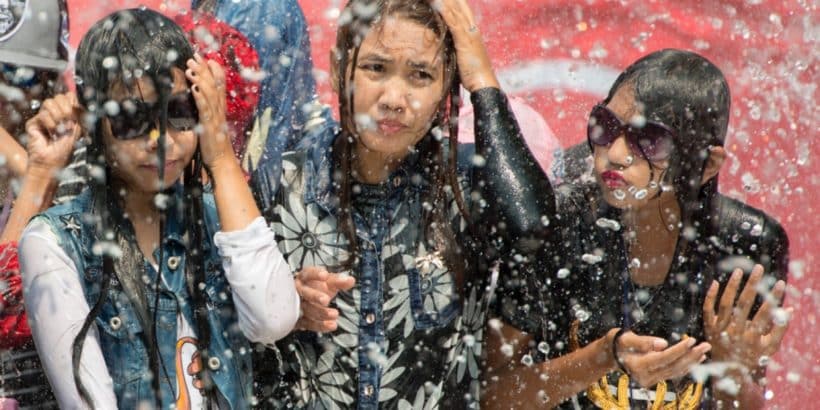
[35, 189, 253, 409]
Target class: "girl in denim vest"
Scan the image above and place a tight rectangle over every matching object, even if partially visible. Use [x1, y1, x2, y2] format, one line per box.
[18, 9, 299, 409]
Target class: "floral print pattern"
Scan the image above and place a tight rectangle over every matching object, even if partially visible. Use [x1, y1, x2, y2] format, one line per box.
[260, 151, 491, 408]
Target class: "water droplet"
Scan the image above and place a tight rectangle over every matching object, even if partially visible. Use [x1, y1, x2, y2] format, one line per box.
[521, 354, 534, 367]
[613, 189, 626, 200]
[633, 189, 648, 200]
[595, 218, 621, 231]
[500, 343, 514, 357]
[557, 268, 570, 279]
[581, 253, 602, 264]
[537, 341, 550, 356]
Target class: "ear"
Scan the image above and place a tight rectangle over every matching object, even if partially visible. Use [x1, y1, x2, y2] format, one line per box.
[700, 145, 726, 185]
[329, 48, 341, 94]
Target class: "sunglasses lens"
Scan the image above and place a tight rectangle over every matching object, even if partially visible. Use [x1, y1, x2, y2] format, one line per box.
[167, 93, 198, 131]
[107, 99, 154, 140]
[628, 125, 675, 162]
[588, 105, 620, 146]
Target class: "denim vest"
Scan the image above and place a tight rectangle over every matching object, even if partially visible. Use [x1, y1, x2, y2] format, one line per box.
[35, 189, 253, 409]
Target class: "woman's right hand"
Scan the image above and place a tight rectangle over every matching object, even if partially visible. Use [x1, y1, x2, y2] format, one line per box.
[614, 330, 711, 388]
[294, 266, 356, 333]
[430, 0, 500, 92]
[24, 92, 82, 178]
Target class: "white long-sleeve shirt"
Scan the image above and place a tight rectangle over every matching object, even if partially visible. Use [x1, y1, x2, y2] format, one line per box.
[19, 216, 299, 409]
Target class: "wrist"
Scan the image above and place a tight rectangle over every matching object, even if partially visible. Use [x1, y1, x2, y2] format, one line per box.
[602, 328, 621, 372]
[24, 164, 59, 186]
[205, 154, 241, 179]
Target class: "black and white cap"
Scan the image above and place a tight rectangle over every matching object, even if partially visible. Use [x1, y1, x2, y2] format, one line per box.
[0, 0, 69, 71]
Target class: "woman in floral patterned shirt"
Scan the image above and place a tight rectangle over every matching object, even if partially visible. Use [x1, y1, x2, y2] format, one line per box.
[249, 0, 553, 408]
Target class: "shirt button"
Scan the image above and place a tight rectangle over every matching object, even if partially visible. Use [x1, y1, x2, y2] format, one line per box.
[365, 313, 376, 324]
[208, 357, 222, 370]
[167, 256, 181, 270]
[363, 384, 374, 397]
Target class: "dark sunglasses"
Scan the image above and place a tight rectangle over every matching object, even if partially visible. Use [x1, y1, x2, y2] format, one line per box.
[587, 104, 675, 162]
[1, 64, 39, 88]
[105, 91, 199, 140]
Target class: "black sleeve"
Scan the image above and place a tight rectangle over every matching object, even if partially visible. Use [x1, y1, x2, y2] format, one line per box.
[471, 87, 556, 249]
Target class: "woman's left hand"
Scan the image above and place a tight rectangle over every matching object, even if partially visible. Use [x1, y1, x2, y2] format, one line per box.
[186, 54, 234, 170]
[429, 0, 500, 92]
[703, 264, 791, 372]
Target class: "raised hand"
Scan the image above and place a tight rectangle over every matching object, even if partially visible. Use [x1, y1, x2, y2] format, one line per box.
[616, 331, 711, 388]
[24, 92, 82, 177]
[703, 264, 791, 372]
[429, 0, 500, 92]
[185, 54, 232, 170]
[294, 266, 356, 333]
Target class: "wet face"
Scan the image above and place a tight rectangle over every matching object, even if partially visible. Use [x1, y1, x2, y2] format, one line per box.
[102, 68, 196, 194]
[592, 86, 675, 210]
[347, 15, 446, 160]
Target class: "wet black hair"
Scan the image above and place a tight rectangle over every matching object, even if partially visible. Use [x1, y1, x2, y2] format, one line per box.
[332, 0, 471, 289]
[73, 8, 213, 407]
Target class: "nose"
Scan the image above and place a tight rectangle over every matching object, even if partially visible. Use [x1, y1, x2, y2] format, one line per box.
[145, 126, 173, 153]
[377, 77, 408, 114]
[606, 135, 634, 168]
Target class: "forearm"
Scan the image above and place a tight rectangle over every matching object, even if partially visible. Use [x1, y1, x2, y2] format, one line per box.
[0, 168, 56, 243]
[472, 88, 555, 244]
[0, 127, 28, 177]
[484, 334, 616, 408]
[208, 155, 261, 231]
[213, 217, 299, 344]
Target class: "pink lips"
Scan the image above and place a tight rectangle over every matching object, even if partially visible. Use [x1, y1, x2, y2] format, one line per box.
[377, 119, 407, 136]
[600, 170, 627, 189]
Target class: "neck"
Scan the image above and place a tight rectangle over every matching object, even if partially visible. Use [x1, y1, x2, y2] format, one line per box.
[352, 143, 407, 184]
[621, 191, 681, 286]
[117, 181, 162, 224]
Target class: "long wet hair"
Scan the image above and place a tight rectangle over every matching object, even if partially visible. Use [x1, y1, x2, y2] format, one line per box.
[73, 8, 213, 407]
[601, 49, 731, 338]
[332, 0, 472, 289]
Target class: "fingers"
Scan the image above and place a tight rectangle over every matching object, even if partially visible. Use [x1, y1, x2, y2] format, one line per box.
[762, 306, 792, 353]
[295, 279, 331, 306]
[300, 300, 340, 322]
[296, 315, 338, 333]
[716, 269, 742, 331]
[656, 342, 711, 381]
[731, 265, 764, 329]
[642, 337, 698, 372]
[751, 279, 786, 335]
[328, 274, 356, 292]
[703, 280, 719, 333]
[298, 266, 331, 283]
[618, 331, 668, 354]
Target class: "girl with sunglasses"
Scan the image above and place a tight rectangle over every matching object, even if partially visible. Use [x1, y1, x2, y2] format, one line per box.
[18, 8, 299, 408]
[484, 49, 790, 409]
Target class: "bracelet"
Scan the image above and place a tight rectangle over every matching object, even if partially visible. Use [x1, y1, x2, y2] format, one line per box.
[611, 327, 630, 375]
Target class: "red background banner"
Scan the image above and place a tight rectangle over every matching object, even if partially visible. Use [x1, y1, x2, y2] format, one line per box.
[66, 1, 818, 407]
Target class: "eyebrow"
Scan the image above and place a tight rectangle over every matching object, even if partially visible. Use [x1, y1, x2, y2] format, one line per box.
[359, 53, 438, 71]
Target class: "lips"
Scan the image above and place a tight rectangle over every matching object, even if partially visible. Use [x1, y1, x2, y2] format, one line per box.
[140, 160, 179, 172]
[377, 119, 407, 136]
[600, 170, 627, 189]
